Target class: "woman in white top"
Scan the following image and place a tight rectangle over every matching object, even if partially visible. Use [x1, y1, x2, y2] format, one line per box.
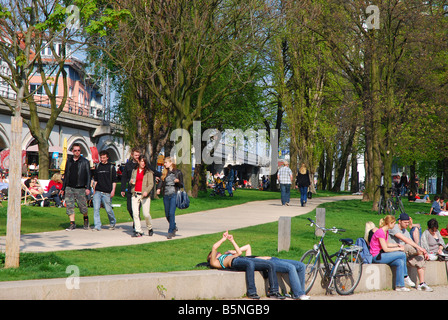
[421, 218, 447, 260]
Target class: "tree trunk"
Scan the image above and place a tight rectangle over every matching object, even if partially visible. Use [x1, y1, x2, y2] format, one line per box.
[5, 90, 24, 268]
[37, 139, 50, 179]
[442, 158, 448, 199]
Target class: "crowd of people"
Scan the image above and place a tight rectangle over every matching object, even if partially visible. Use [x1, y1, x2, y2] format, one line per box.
[14, 153, 448, 299]
[20, 144, 183, 240]
[365, 213, 447, 292]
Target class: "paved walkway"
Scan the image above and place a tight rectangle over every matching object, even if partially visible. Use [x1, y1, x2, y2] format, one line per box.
[0, 195, 361, 253]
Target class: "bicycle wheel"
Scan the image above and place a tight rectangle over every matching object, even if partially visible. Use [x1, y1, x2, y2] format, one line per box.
[333, 252, 363, 295]
[300, 249, 320, 294]
[386, 199, 395, 216]
[377, 197, 384, 215]
[397, 198, 405, 214]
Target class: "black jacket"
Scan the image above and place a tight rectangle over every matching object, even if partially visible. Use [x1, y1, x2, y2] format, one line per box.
[296, 171, 311, 188]
[94, 162, 118, 193]
[62, 156, 91, 190]
[157, 169, 184, 195]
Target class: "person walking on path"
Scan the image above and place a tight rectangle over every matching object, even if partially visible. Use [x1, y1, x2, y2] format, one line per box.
[277, 161, 293, 206]
[92, 150, 117, 231]
[129, 155, 155, 237]
[120, 148, 141, 231]
[295, 163, 311, 207]
[121, 148, 160, 232]
[60, 143, 91, 231]
[157, 156, 183, 239]
[225, 165, 235, 197]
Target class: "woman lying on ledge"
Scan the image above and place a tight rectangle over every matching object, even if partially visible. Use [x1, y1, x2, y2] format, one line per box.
[207, 231, 309, 300]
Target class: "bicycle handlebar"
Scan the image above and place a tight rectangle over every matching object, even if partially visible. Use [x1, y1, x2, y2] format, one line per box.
[307, 218, 346, 233]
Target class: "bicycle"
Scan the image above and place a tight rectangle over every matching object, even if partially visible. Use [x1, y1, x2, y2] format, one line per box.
[300, 218, 363, 295]
[377, 185, 395, 215]
[390, 186, 405, 215]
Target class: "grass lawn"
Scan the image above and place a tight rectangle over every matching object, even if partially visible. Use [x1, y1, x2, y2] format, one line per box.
[0, 186, 347, 235]
[1, 189, 446, 282]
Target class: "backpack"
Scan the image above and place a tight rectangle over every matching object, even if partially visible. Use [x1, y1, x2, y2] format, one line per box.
[355, 237, 372, 264]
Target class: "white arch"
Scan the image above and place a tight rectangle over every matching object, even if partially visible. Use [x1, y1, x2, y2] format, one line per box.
[23, 132, 57, 149]
[67, 135, 91, 158]
[102, 144, 120, 163]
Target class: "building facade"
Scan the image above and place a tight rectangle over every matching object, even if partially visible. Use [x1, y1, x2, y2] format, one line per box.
[0, 41, 130, 172]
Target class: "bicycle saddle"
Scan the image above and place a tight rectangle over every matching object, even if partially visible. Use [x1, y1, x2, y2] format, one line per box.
[339, 238, 353, 246]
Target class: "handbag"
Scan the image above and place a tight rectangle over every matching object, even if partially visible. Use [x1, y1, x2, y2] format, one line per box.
[307, 191, 312, 199]
[176, 189, 190, 209]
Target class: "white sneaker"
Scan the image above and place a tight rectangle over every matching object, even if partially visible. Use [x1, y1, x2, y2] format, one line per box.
[395, 287, 411, 292]
[299, 295, 310, 300]
[404, 276, 416, 287]
[417, 282, 434, 292]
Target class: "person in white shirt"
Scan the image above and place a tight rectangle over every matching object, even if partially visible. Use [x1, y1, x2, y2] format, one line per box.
[277, 161, 293, 206]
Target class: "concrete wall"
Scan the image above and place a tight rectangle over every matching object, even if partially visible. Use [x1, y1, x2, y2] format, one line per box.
[0, 262, 446, 300]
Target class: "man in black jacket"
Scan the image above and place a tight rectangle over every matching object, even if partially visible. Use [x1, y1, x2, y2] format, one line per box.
[61, 143, 92, 231]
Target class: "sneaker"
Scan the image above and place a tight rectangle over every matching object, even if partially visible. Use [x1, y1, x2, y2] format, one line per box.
[148, 229, 154, 236]
[65, 223, 76, 231]
[110, 224, 115, 230]
[247, 293, 260, 300]
[83, 217, 89, 230]
[404, 276, 416, 287]
[92, 228, 101, 232]
[167, 232, 175, 239]
[395, 287, 411, 292]
[267, 292, 285, 299]
[132, 232, 143, 237]
[417, 282, 434, 292]
[299, 295, 310, 300]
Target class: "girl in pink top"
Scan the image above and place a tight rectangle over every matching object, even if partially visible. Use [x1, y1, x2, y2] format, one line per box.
[370, 215, 414, 291]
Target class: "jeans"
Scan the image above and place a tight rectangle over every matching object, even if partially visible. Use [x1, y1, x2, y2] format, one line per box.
[373, 251, 408, 287]
[42, 186, 62, 206]
[93, 191, 116, 230]
[163, 193, 177, 233]
[227, 180, 233, 196]
[231, 257, 279, 296]
[299, 186, 308, 206]
[280, 184, 291, 205]
[269, 257, 306, 297]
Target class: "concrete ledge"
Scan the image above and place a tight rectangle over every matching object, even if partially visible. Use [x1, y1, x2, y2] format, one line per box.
[309, 260, 448, 295]
[0, 261, 446, 300]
